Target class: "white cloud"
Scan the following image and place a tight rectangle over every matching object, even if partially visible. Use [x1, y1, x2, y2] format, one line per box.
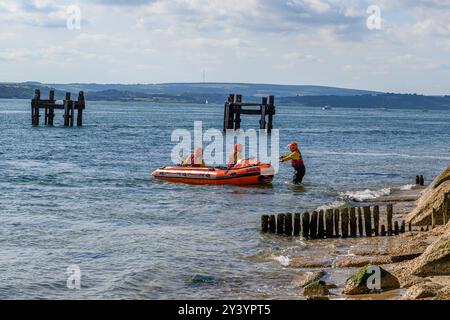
[0, 0, 448, 94]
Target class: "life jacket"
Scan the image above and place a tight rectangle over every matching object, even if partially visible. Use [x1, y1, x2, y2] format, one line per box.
[291, 150, 304, 167]
[184, 154, 204, 167]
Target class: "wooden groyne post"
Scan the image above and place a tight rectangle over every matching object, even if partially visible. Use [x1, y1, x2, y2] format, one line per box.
[363, 206, 372, 237]
[223, 94, 276, 133]
[387, 204, 394, 236]
[31, 89, 85, 127]
[261, 205, 407, 240]
[349, 207, 357, 237]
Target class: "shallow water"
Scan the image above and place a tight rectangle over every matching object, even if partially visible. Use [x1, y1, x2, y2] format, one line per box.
[0, 99, 449, 299]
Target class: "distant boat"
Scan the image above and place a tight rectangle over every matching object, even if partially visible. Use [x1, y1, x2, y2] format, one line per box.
[205, 99, 209, 105]
[322, 105, 332, 110]
[422, 107, 428, 112]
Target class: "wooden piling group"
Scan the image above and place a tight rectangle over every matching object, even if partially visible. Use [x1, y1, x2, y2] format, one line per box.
[416, 175, 425, 186]
[223, 94, 276, 133]
[261, 204, 408, 239]
[31, 89, 85, 127]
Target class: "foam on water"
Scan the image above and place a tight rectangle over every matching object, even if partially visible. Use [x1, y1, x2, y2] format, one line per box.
[340, 188, 391, 202]
[400, 184, 416, 191]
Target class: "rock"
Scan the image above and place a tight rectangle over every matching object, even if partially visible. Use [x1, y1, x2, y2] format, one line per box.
[390, 253, 423, 263]
[306, 295, 330, 300]
[343, 265, 400, 295]
[288, 259, 332, 268]
[295, 270, 326, 287]
[435, 288, 450, 300]
[406, 166, 450, 226]
[404, 283, 443, 300]
[185, 274, 215, 285]
[334, 256, 392, 268]
[412, 224, 450, 277]
[399, 275, 432, 288]
[303, 280, 330, 297]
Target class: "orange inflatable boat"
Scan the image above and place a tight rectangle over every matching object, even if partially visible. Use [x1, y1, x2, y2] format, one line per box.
[151, 160, 275, 185]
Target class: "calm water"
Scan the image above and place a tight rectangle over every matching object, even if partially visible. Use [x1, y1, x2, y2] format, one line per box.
[0, 99, 449, 299]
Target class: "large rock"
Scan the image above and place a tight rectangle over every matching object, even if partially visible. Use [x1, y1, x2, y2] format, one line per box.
[343, 265, 400, 295]
[406, 166, 450, 226]
[303, 280, 330, 297]
[334, 256, 392, 268]
[404, 283, 443, 300]
[412, 223, 450, 277]
[294, 270, 326, 287]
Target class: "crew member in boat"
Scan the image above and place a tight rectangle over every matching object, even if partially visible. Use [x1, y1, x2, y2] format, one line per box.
[228, 144, 243, 168]
[280, 141, 306, 185]
[182, 147, 206, 167]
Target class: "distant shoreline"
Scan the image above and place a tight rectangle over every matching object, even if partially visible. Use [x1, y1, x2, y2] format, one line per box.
[1, 82, 449, 108]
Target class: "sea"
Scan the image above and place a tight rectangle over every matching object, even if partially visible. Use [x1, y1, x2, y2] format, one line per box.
[1, 99, 449, 299]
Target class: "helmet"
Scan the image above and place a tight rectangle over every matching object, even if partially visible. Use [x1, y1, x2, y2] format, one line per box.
[288, 142, 298, 152]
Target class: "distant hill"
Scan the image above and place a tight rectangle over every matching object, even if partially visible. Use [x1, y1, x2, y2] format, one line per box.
[0, 82, 449, 109]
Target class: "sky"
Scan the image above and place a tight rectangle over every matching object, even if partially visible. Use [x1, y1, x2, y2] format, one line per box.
[0, 0, 449, 95]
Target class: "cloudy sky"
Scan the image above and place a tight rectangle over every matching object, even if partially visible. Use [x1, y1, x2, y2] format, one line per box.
[0, 0, 449, 94]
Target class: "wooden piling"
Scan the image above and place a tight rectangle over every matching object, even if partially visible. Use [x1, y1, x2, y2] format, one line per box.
[302, 212, 310, 238]
[408, 221, 412, 232]
[317, 210, 325, 239]
[341, 208, 349, 238]
[69, 101, 75, 127]
[259, 97, 267, 130]
[77, 91, 84, 127]
[416, 175, 420, 185]
[373, 205, 380, 236]
[394, 221, 399, 236]
[325, 209, 334, 238]
[349, 207, 357, 237]
[310, 211, 318, 239]
[401, 220, 406, 234]
[334, 209, 340, 237]
[293, 213, 301, 236]
[261, 215, 269, 233]
[31, 89, 40, 126]
[363, 206, 372, 237]
[381, 225, 386, 236]
[63, 92, 71, 127]
[277, 214, 285, 235]
[387, 204, 393, 236]
[285, 213, 293, 236]
[358, 207, 364, 237]
[269, 215, 276, 233]
[420, 175, 424, 186]
[267, 95, 275, 133]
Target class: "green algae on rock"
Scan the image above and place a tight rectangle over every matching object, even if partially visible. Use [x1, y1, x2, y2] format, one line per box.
[343, 265, 400, 295]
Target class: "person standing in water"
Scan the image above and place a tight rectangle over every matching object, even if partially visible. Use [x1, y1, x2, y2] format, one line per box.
[280, 141, 305, 184]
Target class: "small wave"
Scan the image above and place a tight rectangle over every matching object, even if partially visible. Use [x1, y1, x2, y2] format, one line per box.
[340, 188, 391, 202]
[399, 184, 415, 191]
[309, 151, 450, 160]
[316, 200, 347, 211]
[272, 255, 291, 267]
